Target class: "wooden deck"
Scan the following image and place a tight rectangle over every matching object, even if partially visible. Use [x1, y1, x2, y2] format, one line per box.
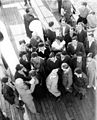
[0, 0, 96, 120]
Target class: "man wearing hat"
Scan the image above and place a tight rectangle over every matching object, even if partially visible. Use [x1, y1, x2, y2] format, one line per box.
[67, 35, 86, 57]
[14, 64, 31, 81]
[73, 67, 88, 99]
[58, 62, 73, 92]
[36, 42, 50, 60]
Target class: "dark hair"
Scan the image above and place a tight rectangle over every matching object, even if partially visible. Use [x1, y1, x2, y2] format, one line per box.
[19, 51, 27, 58]
[19, 40, 26, 45]
[48, 21, 54, 27]
[82, 2, 87, 6]
[59, 17, 66, 23]
[25, 8, 30, 13]
[31, 52, 38, 58]
[0, 31, 4, 41]
[1, 77, 8, 83]
[16, 64, 23, 71]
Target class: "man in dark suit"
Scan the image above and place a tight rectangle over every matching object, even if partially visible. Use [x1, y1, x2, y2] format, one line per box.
[77, 22, 88, 50]
[23, 8, 34, 38]
[67, 36, 86, 57]
[59, 17, 70, 39]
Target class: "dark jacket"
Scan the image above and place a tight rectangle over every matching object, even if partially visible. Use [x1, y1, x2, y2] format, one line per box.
[67, 42, 86, 57]
[19, 58, 31, 72]
[85, 40, 97, 57]
[45, 29, 56, 44]
[36, 47, 50, 60]
[2, 84, 15, 105]
[23, 13, 34, 38]
[14, 71, 31, 81]
[77, 30, 87, 49]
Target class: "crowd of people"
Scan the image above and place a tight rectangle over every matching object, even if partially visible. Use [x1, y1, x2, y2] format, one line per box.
[0, 1, 97, 118]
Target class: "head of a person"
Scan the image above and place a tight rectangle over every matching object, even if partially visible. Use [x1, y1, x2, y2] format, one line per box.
[69, 27, 74, 37]
[19, 51, 27, 59]
[56, 36, 63, 42]
[48, 21, 54, 27]
[82, 2, 87, 7]
[31, 52, 38, 63]
[87, 32, 94, 42]
[76, 52, 83, 62]
[31, 52, 38, 59]
[1, 77, 8, 84]
[60, 17, 66, 26]
[61, 62, 69, 72]
[61, 51, 67, 60]
[49, 52, 55, 58]
[77, 22, 84, 32]
[15, 78, 24, 87]
[15, 64, 26, 72]
[56, 52, 61, 59]
[19, 40, 26, 45]
[72, 36, 77, 46]
[0, 32, 4, 42]
[29, 69, 36, 77]
[38, 42, 45, 50]
[74, 67, 82, 77]
[87, 52, 93, 63]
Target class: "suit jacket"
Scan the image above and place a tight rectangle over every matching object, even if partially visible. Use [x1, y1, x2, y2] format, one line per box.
[77, 30, 87, 48]
[85, 40, 96, 57]
[60, 24, 70, 37]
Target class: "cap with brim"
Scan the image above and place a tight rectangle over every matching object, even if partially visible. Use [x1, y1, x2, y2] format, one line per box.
[38, 42, 44, 47]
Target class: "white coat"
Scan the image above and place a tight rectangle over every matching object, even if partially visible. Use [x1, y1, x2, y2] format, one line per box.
[46, 69, 61, 97]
